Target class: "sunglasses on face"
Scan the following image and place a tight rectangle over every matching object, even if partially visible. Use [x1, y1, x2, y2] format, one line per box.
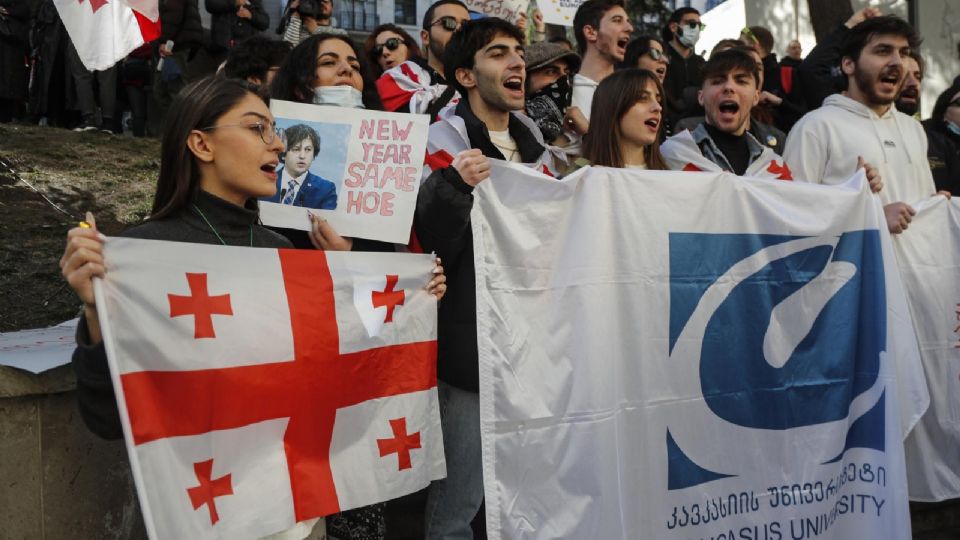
[374, 37, 403, 56]
[682, 20, 705, 30]
[950, 98, 960, 108]
[648, 48, 669, 63]
[431, 16, 466, 32]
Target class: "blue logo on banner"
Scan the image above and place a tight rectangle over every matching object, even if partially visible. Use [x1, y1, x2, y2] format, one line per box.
[666, 232, 886, 490]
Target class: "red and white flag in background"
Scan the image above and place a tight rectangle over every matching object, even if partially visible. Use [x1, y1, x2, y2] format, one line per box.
[53, 0, 160, 71]
[94, 238, 445, 539]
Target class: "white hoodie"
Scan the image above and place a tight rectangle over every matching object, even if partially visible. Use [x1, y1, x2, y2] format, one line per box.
[783, 94, 935, 206]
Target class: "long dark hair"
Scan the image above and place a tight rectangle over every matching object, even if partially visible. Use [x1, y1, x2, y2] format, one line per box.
[270, 34, 384, 110]
[363, 24, 422, 77]
[582, 69, 668, 170]
[150, 77, 261, 219]
[621, 35, 663, 69]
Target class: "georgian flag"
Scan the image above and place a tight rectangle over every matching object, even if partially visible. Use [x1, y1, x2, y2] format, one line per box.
[54, 0, 160, 71]
[94, 239, 445, 539]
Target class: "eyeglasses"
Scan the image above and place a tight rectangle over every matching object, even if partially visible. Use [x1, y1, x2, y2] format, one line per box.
[648, 48, 669, 63]
[374, 37, 403, 56]
[431, 16, 467, 32]
[199, 121, 278, 145]
[950, 98, 960, 108]
[682, 20, 705, 31]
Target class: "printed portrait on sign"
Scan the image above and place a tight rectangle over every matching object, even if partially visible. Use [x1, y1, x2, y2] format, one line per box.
[261, 120, 351, 210]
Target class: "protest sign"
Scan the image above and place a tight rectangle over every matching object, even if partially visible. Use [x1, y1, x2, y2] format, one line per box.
[259, 101, 429, 245]
[462, 0, 529, 24]
[474, 164, 927, 539]
[539, 0, 582, 26]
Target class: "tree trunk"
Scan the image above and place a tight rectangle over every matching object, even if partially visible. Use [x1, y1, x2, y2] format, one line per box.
[806, 0, 853, 42]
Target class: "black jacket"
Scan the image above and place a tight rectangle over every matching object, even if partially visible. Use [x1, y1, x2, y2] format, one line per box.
[0, 0, 30, 100]
[414, 100, 546, 393]
[72, 191, 292, 439]
[793, 24, 849, 111]
[205, 0, 269, 52]
[159, 0, 204, 50]
[662, 41, 706, 127]
[923, 119, 960, 195]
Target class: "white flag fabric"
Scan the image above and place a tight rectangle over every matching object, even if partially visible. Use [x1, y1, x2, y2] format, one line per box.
[897, 196, 960, 501]
[94, 238, 445, 539]
[54, 0, 160, 71]
[473, 163, 928, 539]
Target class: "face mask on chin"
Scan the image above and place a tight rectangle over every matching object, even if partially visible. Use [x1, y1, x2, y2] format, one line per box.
[678, 26, 700, 48]
[312, 85, 365, 108]
[946, 120, 960, 137]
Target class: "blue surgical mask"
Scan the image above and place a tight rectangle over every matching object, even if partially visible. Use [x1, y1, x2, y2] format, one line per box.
[312, 85, 365, 109]
[946, 120, 960, 137]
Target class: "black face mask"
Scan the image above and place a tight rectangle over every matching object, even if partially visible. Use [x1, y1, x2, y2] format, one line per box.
[525, 76, 572, 142]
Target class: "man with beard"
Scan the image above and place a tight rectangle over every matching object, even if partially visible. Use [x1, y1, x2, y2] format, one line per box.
[895, 51, 923, 117]
[376, 0, 470, 115]
[415, 17, 563, 539]
[784, 16, 942, 234]
[661, 7, 706, 129]
[571, 0, 633, 122]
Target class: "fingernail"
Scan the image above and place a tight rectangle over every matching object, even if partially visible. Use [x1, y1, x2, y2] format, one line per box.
[97, 233, 108, 242]
[86, 211, 94, 223]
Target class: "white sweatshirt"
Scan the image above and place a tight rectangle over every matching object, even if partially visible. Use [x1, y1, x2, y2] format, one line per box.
[571, 73, 598, 122]
[783, 94, 936, 206]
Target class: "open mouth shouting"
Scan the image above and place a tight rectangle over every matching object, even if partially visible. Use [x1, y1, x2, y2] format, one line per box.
[877, 69, 902, 95]
[654, 66, 666, 80]
[617, 37, 629, 57]
[717, 99, 741, 122]
[644, 116, 660, 132]
[261, 161, 278, 182]
[503, 75, 524, 100]
[899, 87, 918, 103]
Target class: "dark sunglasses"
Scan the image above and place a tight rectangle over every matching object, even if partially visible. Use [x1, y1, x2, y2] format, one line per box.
[431, 16, 466, 32]
[682, 20, 706, 30]
[648, 48, 669, 63]
[374, 37, 403, 56]
[950, 98, 960, 108]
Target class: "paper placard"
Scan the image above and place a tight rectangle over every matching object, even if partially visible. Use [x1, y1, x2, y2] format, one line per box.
[260, 101, 429, 245]
[0, 319, 78, 374]
[539, 0, 583, 26]
[463, 0, 529, 24]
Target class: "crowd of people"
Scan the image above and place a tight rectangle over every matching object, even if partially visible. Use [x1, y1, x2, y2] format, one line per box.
[40, 0, 960, 538]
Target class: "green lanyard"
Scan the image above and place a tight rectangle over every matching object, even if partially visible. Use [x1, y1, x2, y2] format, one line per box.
[192, 204, 254, 247]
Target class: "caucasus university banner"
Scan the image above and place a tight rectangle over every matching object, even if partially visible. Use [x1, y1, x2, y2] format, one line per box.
[897, 196, 960, 502]
[473, 164, 929, 539]
[94, 239, 445, 539]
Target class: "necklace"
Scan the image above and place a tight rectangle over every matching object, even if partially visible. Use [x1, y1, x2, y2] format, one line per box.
[491, 141, 518, 161]
[192, 204, 253, 247]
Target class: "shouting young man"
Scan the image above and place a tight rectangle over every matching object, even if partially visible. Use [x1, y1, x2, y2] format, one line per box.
[784, 16, 946, 234]
[414, 17, 563, 539]
[571, 0, 633, 121]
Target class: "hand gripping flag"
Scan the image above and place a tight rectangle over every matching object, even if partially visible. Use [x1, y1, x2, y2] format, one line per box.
[93, 238, 445, 539]
[54, 0, 160, 71]
[472, 164, 927, 539]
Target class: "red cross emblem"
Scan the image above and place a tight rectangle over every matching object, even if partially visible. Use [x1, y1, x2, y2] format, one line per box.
[767, 160, 793, 181]
[121, 251, 437, 522]
[187, 459, 233, 525]
[168, 273, 233, 339]
[78, 0, 109, 13]
[377, 417, 421, 471]
[372, 275, 405, 323]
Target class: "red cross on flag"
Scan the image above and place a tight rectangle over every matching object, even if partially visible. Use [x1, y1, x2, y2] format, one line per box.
[93, 238, 445, 539]
[53, 0, 160, 71]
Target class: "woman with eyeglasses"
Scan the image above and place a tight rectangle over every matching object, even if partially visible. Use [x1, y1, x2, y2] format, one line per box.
[622, 35, 669, 83]
[62, 76, 445, 540]
[364, 24, 423, 78]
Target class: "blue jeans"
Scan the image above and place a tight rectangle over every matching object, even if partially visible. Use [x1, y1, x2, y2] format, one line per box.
[424, 381, 484, 540]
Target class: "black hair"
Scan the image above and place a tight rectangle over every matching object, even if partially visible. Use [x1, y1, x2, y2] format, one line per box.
[548, 36, 575, 50]
[573, 0, 626, 56]
[930, 80, 960, 124]
[907, 49, 925, 79]
[270, 34, 384, 110]
[701, 48, 760, 87]
[151, 77, 262, 220]
[443, 18, 525, 96]
[222, 36, 292, 85]
[422, 0, 469, 30]
[662, 7, 699, 42]
[283, 124, 321, 158]
[840, 15, 921, 64]
[710, 39, 745, 57]
[621, 35, 664, 69]
[363, 24, 423, 77]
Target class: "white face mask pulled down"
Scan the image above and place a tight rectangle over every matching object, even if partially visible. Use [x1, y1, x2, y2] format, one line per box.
[312, 85, 365, 109]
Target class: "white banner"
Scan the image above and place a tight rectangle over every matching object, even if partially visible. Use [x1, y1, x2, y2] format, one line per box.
[259, 101, 429, 244]
[897, 196, 960, 502]
[474, 164, 928, 539]
[463, 0, 529, 24]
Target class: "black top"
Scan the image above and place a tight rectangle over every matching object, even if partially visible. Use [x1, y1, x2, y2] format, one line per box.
[663, 41, 706, 128]
[71, 190, 292, 440]
[923, 118, 960, 195]
[704, 123, 750, 176]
